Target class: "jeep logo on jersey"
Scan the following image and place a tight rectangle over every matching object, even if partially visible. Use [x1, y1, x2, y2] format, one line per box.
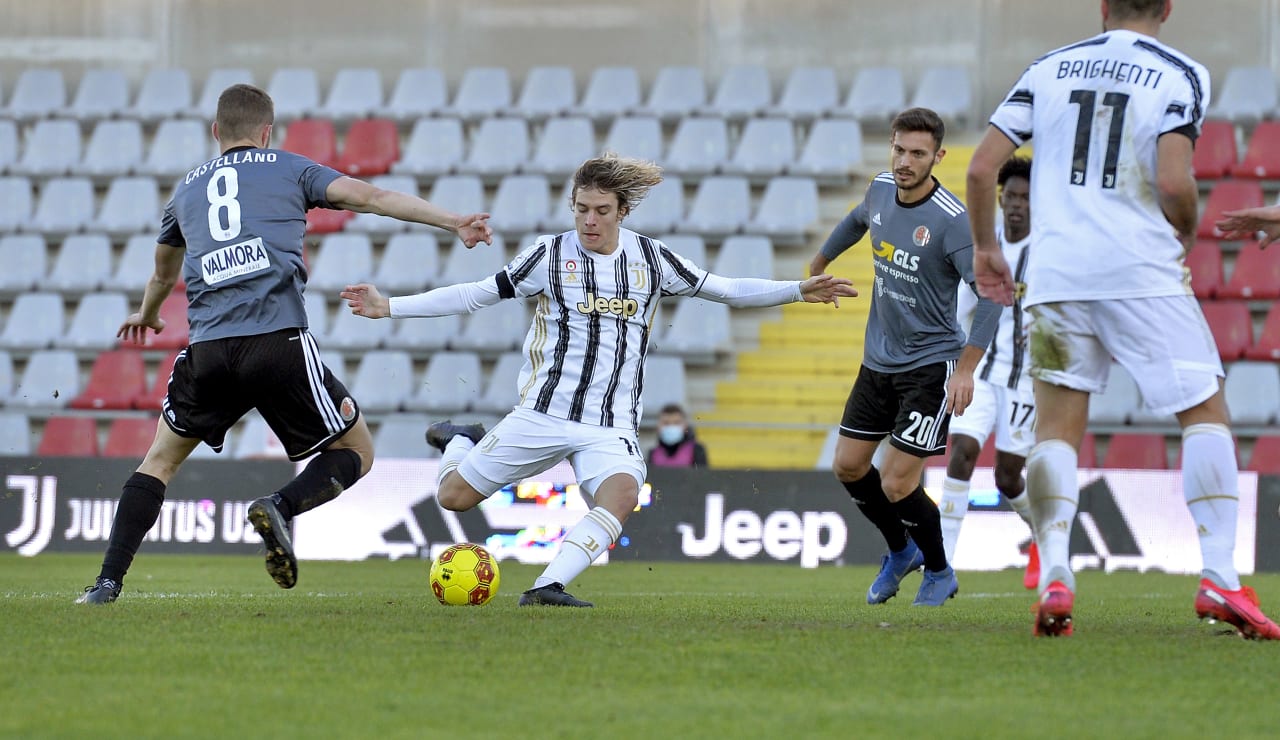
[201, 236, 269, 285]
[913, 225, 931, 247]
[871, 239, 921, 271]
[576, 292, 639, 317]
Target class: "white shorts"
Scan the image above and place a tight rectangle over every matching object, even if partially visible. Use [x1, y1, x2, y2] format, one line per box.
[948, 379, 1036, 456]
[457, 407, 647, 497]
[1028, 296, 1223, 416]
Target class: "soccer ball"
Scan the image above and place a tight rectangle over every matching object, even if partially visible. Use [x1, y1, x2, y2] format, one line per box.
[429, 543, 501, 606]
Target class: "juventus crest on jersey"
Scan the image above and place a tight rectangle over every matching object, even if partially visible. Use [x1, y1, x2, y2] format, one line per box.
[499, 229, 708, 430]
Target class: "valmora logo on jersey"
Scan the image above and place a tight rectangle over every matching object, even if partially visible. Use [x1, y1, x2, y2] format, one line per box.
[676, 493, 847, 568]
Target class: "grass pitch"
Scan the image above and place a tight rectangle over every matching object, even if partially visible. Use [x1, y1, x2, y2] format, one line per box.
[3, 554, 1276, 739]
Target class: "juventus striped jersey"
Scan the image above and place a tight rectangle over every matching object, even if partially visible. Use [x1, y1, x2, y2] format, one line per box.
[989, 29, 1209, 305]
[958, 226, 1032, 391]
[389, 228, 805, 430]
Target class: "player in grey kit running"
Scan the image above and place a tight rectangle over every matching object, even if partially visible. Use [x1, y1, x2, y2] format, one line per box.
[810, 107, 1002, 607]
[77, 84, 493, 603]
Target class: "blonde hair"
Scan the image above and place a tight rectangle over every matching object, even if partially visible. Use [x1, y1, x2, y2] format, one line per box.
[570, 152, 664, 215]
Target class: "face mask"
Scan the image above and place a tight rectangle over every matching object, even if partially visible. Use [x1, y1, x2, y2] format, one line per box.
[658, 424, 685, 446]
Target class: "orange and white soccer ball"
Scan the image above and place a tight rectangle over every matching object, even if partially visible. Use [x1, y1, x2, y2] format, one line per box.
[428, 543, 501, 606]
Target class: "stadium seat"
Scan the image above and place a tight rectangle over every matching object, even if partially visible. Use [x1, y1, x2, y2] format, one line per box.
[308, 233, 375, 292]
[460, 118, 529, 181]
[1101, 433, 1168, 470]
[348, 350, 416, 414]
[81, 120, 145, 179]
[391, 117, 465, 178]
[0, 412, 31, 455]
[47, 234, 112, 294]
[1192, 121, 1239, 180]
[319, 67, 383, 121]
[624, 175, 684, 235]
[129, 69, 191, 121]
[62, 292, 131, 351]
[1246, 302, 1280, 361]
[712, 235, 775, 279]
[792, 118, 865, 185]
[1245, 436, 1280, 473]
[1231, 121, 1280, 179]
[665, 117, 729, 177]
[379, 67, 448, 121]
[104, 234, 156, 292]
[325, 301, 394, 350]
[574, 66, 641, 122]
[637, 66, 706, 121]
[234, 411, 287, 459]
[1224, 361, 1280, 426]
[910, 66, 972, 124]
[836, 66, 906, 127]
[103, 416, 159, 458]
[93, 177, 160, 236]
[640, 355, 688, 419]
[1088, 363, 1140, 425]
[0, 350, 13, 404]
[1209, 66, 1277, 125]
[725, 118, 795, 181]
[12, 349, 79, 409]
[1218, 241, 1280, 299]
[333, 118, 398, 176]
[1078, 432, 1099, 468]
[748, 177, 820, 246]
[306, 207, 353, 235]
[653, 298, 731, 365]
[0, 119, 16, 174]
[438, 234, 507, 285]
[281, 119, 337, 168]
[142, 119, 210, 178]
[37, 416, 98, 457]
[405, 351, 484, 414]
[529, 116, 595, 179]
[303, 294, 328, 343]
[473, 352, 524, 415]
[192, 68, 254, 120]
[515, 66, 576, 120]
[1, 292, 64, 350]
[143, 291, 190, 350]
[681, 176, 750, 239]
[452, 300, 529, 355]
[29, 176, 95, 237]
[1185, 239, 1223, 299]
[658, 234, 707, 267]
[700, 64, 771, 120]
[15, 119, 81, 177]
[132, 350, 181, 411]
[0, 176, 32, 232]
[1197, 181, 1264, 239]
[0, 234, 48, 293]
[5, 68, 66, 121]
[346, 175, 419, 233]
[770, 66, 839, 120]
[373, 414, 437, 458]
[266, 67, 320, 121]
[426, 175, 486, 222]
[373, 232, 439, 294]
[447, 67, 512, 121]
[66, 68, 130, 121]
[70, 349, 147, 410]
[384, 312, 461, 353]
[489, 175, 550, 237]
[1200, 300, 1253, 361]
[603, 116, 663, 163]
[541, 179, 575, 233]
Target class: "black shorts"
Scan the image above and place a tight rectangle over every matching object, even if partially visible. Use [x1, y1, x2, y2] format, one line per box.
[162, 328, 359, 461]
[839, 362, 954, 457]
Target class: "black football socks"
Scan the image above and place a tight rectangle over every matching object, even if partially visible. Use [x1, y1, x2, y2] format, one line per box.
[842, 467, 909, 552]
[99, 472, 167, 583]
[893, 486, 948, 572]
[271, 448, 363, 519]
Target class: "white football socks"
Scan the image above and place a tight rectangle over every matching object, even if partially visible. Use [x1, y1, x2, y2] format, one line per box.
[939, 477, 971, 563]
[1026, 440, 1079, 592]
[437, 435, 475, 488]
[1182, 423, 1241, 590]
[533, 507, 623, 590]
[1006, 487, 1035, 533]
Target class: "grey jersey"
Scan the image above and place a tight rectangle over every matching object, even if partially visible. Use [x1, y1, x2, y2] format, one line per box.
[821, 173, 980, 372]
[158, 146, 344, 343]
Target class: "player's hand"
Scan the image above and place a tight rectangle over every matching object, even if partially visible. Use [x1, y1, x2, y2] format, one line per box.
[456, 213, 494, 248]
[945, 370, 975, 416]
[799, 273, 858, 308]
[341, 283, 391, 319]
[808, 254, 832, 278]
[117, 312, 165, 345]
[973, 247, 1015, 306]
[1215, 205, 1280, 249]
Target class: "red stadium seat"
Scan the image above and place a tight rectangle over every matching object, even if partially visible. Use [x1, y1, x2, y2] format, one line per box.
[1218, 241, 1280, 299]
[103, 416, 158, 458]
[1101, 433, 1168, 470]
[334, 118, 400, 176]
[1231, 121, 1280, 179]
[306, 207, 352, 235]
[1078, 432, 1098, 469]
[1200, 300, 1253, 361]
[69, 350, 147, 410]
[1193, 121, 1238, 180]
[281, 118, 337, 167]
[37, 416, 99, 457]
[1185, 239, 1223, 299]
[140, 291, 190, 350]
[1197, 180, 1264, 239]
[1245, 302, 1280, 361]
[975, 436, 996, 468]
[1246, 436, 1280, 474]
[133, 350, 181, 411]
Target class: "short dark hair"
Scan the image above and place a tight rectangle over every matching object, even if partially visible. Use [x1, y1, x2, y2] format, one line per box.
[216, 84, 274, 142]
[658, 403, 686, 417]
[1108, 0, 1167, 21]
[891, 107, 946, 151]
[998, 156, 1032, 188]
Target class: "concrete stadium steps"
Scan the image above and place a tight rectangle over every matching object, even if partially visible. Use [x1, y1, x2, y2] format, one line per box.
[713, 378, 848, 406]
[695, 405, 839, 426]
[929, 144, 975, 201]
[694, 427, 832, 470]
[733, 350, 860, 379]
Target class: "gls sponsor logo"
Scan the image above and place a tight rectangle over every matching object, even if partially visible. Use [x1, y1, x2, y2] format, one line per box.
[576, 292, 639, 318]
[871, 239, 920, 271]
[676, 493, 847, 568]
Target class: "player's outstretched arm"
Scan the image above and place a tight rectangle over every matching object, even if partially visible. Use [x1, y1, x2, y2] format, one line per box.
[341, 283, 391, 319]
[1216, 205, 1280, 248]
[799, 274, 859, 307]
[325, 176, 494, 247]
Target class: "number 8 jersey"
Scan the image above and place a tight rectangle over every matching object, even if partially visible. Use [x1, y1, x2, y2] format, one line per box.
[158, 146, 344, 343]
[988, 29, 1210, 306]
